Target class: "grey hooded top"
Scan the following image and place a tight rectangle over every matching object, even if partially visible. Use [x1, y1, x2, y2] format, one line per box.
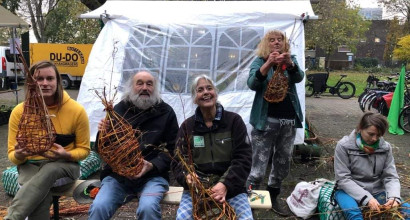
[334, 130, 401, 206]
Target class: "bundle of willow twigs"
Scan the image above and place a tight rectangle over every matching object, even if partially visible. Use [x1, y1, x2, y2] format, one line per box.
[50, 198, 90, 217]
[95, 88, 144, 178]
[15, 45, 56, 155]
[362, 202, 409, 220]
[175, 148, 236, 220]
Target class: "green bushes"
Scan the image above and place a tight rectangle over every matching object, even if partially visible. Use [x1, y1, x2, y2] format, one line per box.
[354, 57, 379, 68]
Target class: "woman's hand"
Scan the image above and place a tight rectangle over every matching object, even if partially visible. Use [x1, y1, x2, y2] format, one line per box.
[267, 52, 280, 65]
[269, 52, 292, 65]
[14, 143, 30, 161]
[383, 199, 400, 209]
[41, 143, 72, 160]
[367, 198, 381, 212]
[98, 119, 109, 131]
[210, 182, 227, 203]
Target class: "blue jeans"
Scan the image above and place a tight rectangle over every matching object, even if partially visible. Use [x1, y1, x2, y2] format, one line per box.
[176, 191, 253, 220]
[88, 175, 169, 220]
[335, 190, 410, 220]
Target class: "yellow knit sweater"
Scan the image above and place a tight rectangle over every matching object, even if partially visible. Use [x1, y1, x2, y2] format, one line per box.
[8, 91, 90, 165]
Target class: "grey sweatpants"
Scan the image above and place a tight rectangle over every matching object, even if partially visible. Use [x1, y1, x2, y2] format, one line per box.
[247, 117, 296, 189]
[5, 160, 80, 220]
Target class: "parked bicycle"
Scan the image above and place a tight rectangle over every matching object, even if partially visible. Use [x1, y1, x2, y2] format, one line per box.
[399, 105, 410, 133]
[357, 72, 400, 115]
[399, 73, 410, 133]
[305, 69, 356, 99]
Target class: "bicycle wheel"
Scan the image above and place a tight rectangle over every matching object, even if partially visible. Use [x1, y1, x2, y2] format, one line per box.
[399, 106, 410, 133]
[360, 91, 375, 112]
[377, 99, 389, 116]
[305, 84, 314, 97]
[358, 90, 369, 111]
[337, 82, 356, 99]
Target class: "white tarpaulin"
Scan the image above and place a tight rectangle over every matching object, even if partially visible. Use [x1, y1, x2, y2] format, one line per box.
[78, 0, 316, 143]
[0, 6, 29, 28]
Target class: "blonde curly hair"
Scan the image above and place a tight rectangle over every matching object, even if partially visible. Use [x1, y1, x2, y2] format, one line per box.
[256, 30, 290, 59]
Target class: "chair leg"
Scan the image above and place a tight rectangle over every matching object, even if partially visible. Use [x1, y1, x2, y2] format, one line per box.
[52, 196, 60, 220]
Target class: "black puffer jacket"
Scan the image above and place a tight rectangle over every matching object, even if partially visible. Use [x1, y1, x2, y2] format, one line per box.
[97, 99, 179, 187]
[172, 104, 252, 199]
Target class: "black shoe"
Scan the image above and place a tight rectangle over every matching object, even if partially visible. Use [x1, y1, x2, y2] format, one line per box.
[271, 198, 291, 217]
[266, 186, 291, 217]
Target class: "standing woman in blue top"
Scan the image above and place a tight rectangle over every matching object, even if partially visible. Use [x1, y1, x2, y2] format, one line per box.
[334, 112, 410, 220]
[246, 29, 304, 216]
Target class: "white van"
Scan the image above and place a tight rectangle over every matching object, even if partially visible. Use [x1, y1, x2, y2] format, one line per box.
[0, 46, 25, 89]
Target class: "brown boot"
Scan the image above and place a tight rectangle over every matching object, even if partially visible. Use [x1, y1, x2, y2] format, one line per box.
[267, 186, 291, 217]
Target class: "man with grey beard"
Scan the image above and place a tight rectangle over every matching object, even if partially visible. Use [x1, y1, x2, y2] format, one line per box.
[89, 71, 179, 220]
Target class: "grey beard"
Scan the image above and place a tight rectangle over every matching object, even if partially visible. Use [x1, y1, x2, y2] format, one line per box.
[129, 94, 159, 110]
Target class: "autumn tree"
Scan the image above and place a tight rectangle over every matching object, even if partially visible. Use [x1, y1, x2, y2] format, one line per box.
[305, 0, 370, 68]
[393, 34, 410, 64]
[45, 0, 100, 43]
[384, 18, 405, 66]
[15, 0, 100, 43]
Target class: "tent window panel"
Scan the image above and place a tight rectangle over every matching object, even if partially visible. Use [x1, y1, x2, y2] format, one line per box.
[192, 27, 213, 46]
[239, 50, 255, 69]
[189, 47, 212, 70]
[170, 27, 190, 45]
[219, 34, 236, 48]
[216, 72, 237, 92]
[131, 25, 164, 45]
[146, 34, 165, 46]
[170, 35, 188, 46]
[130, 30, 145, 46]
[142, 47, 163, 69]
[187, 71, 210, 93]
[121, 70, 136, 88]
[224, 28, 241, 47]
[241, 28, 262, 49]
[164, 70, 187, 93]
[216, 48, 239, 71]
[167, 47, 189, 68]
[123, 48, 142, 70]
[234, 69, 250, 91]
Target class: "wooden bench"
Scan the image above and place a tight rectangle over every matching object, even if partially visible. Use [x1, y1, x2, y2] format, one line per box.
[52, 180, 272, 219]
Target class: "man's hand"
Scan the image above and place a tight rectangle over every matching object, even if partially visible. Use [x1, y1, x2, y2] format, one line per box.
[210, 182, 227, 203]
[186, 173, 198, 186]
[133, 160, 154, 179]
[41, 143, 72, 160]
[14, 143, 31, 161]
[367, 198, 381, 212]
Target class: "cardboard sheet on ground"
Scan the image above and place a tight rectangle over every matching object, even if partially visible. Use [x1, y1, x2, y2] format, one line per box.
[78, 1, 316, 144]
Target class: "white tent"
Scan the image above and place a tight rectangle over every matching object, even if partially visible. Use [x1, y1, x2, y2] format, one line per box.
[0, 6, 29, 28]
[78, 0, 316, 143]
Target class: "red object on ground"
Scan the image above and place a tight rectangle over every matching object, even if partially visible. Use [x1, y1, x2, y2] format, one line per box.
[382, 92, 394, 108]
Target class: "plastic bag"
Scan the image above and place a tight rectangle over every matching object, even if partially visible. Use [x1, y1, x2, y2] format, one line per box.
[286, 178, 330, 219]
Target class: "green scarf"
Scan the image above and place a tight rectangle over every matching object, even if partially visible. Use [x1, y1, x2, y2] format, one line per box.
[356, 133, 379, 154]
